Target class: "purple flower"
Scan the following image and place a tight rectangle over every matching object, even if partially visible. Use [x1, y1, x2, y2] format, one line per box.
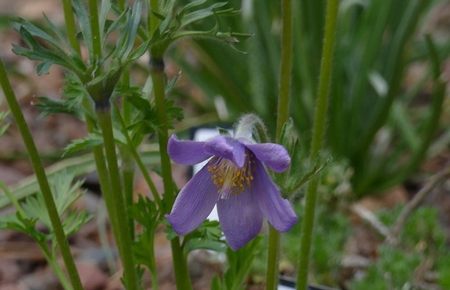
[166, 134, 298, 250]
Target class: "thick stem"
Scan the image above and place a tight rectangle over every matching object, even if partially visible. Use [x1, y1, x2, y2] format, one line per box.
[267, 0, 293, 289]
[0, 59, 84, 290]
[296, 1, 339, 289]
[96, 107, 138, 290]
[61, 0, 81, 55]
[149, 54, 192, 290]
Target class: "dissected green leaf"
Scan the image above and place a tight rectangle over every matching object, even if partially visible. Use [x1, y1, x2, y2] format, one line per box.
[35, 95, 83, 117]
[63, 134, 103, 157]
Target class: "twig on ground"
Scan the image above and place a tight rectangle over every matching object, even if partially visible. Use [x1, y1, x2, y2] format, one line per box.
[387, 164, 450, 245]
[351, 204, 390, 237]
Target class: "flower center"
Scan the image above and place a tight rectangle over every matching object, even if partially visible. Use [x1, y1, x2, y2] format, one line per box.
[207, 153, 254, 198]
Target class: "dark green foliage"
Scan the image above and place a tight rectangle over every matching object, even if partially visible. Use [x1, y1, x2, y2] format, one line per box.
[211, 237, 263, 290]
[132, 196, 161, 272]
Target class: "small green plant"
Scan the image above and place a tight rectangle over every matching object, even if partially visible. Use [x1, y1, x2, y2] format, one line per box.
[352, 206, 448, 290]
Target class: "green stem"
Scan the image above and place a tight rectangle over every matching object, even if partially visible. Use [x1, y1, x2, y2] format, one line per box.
[61, 0, 81, 55]
[275, 0, 294, 140]
[149, 53, 192, 290]
[88, 0, 102, 60]
[0, 181, 25, 216]
[266, 226, 281, 290]
[96, 108, 138, 290]
[267, 0, 293, 289]
[120, 75, 136, 240]
[115, 106, 162, 207]
[0, 59, 84, 290]
[296, 1, 339, 289]
[42, 244, 73, 290]
[148, 0, 159, 37]
[117, 0, 125, 10]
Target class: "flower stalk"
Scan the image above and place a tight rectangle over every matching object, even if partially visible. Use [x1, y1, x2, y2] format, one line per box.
[149, 52, 193, 290]
[267, 0, 293, 289]
[296, 1, 340, 289]
[0, 59, 84, 290]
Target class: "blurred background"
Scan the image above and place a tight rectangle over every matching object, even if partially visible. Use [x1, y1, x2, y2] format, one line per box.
[0, 0, 449, 289]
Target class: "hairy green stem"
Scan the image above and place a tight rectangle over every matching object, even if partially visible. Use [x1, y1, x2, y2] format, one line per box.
[149, 54, 192, 290]
[0, 59, 84, 290]
[267, 0, 293, 289]
[296, 1, 339, 289]
[96, 108, 138, 290]
[275, 0, 294, 140]
[61, 0, 80, 55]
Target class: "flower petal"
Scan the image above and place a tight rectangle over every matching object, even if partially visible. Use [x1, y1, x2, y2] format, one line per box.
[253, 160, 297, 232]
[217, 191, 263, 250]
[168, 135, 212, 165]
[245, 143, 290, 172]
[204, 136, 246, 167]
[167, 163, 218, 235]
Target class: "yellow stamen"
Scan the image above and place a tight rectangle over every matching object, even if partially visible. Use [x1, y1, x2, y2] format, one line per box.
[207, 153, 254, 198]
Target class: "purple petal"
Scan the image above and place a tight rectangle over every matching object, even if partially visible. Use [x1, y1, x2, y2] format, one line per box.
[167, 163, 218, 235]
[245, 143, 290, 173]
[253, 160, 297, 232]
[204, 136, 246, 167]
[168, 135, 212, 165]
[217, 191, 263, 250]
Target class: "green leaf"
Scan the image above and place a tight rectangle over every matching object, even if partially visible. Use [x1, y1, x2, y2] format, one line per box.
[0, 213, 46, 243]
[132, 196, 160, 229]
[182, 220, 224, 254]
[35, 95, 83, 117]
[184, 238, 227, 253]
[180, 2, 230, 28]
[20, 172, 85, 230]
[116, 0, 143, 61]
[63, 134, 103, 157]
[62, 211, 91, 237]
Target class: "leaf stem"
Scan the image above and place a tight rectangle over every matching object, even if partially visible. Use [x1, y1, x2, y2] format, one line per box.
[0, 59, 84, 290]
[0, 181, 25, 217]
[267, 0, 293, 289]
[296, 1, 339, 289]
[115, 106, 162, 207]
